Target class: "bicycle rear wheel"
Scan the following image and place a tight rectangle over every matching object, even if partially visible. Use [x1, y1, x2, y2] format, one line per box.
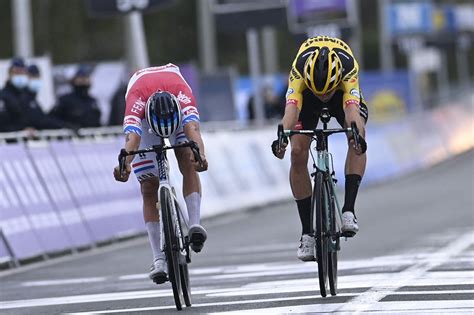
[326, 181, 338, 296]
[313, 172, 329, 297]
[160, 188, 183, 310]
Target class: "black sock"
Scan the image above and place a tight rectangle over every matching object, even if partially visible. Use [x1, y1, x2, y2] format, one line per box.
[296, 196, 312, 235]
[342, 174, 362, 214]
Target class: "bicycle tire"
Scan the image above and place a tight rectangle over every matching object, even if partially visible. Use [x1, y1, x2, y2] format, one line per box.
[326, 181, 338, 296]
[160, 188, 183, 310]
[313, 172, 329, 297]
[180, 263, 191, 307]
[175, 200, 192, 307]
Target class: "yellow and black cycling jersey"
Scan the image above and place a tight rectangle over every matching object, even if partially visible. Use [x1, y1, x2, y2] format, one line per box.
[286, 36, 365, 111]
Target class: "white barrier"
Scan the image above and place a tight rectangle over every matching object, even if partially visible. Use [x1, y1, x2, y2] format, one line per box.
[0, 102, 473, 264]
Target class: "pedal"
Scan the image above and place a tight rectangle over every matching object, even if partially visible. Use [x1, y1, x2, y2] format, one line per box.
[190, 235, 205, 253]
[152, 274, 168, 284]
[189, 226, 207, 253]
[341, 231, 356, 238]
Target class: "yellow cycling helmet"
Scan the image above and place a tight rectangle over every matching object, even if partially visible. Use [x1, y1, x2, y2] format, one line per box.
[303, 46, 342, 95]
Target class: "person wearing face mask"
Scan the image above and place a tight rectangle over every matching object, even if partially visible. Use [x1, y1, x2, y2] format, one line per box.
[0, 57, 30, 132]
[49, 64, 101, 129]
[23, 64, 64, 130]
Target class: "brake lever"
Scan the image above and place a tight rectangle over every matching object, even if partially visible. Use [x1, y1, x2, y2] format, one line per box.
[350, 122, 360, 150]
[189, 141, 204, 167]
[277, 124, 284, 149]
[118, 148, 128, 177]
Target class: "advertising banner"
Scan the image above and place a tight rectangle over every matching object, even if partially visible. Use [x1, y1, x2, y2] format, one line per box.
[0, 144, 72, 254]
[71, 139, 143, 240]
[359, 71, 413, 122]
[27, 143, 93, 248]
[387, 1, 434, 35]
[0, 232, 12, 263]
[289, 0, 347, 17]
[0, 162, 43, 260]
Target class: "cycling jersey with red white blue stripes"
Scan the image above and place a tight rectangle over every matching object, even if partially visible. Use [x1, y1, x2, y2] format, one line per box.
[123, 63, 200, 136]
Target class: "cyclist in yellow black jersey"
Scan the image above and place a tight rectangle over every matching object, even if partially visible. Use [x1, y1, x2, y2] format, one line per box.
[271, 36, 368, 262]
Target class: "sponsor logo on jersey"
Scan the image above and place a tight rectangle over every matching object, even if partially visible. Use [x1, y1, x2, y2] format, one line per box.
[343, 68, 357, 82]
[286, 99, 298, 107]
[350, 88, 360, 98]
[290, 68, 301, 81]
[345, 99, 360, 107]
[286, 88, 295, 98]
[131, 98, 146, 115]
[177, 91, 192, 104]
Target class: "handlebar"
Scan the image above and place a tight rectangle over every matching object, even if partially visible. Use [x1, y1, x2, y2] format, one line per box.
[277, 121, 363, 151]
[278, 125, 352, 138]
[118, 141, 203, 177]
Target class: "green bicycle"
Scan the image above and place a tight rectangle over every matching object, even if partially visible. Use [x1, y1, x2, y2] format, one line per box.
[278, 107, 362, 297]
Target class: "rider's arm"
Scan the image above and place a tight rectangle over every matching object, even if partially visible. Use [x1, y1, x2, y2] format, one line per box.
[183, 121, 205, 156]
[341, 61, 366, 154]
[342, 79, 365, 138]
[282, 105, 300, 130]
[183, 121, 208, 171]
[124, 132, 141, 165]
[282, 60, 305, 129]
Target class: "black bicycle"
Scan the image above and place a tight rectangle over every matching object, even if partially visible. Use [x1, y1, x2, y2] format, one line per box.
[278, 108, 362, 297]
[119, 141, 203, 310]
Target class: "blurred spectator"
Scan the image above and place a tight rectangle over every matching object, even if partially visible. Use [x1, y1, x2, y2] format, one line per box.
[247, 85, 285, 120]
[24, 64, 64, 130]
[108, 81, 127, 126]
[50, 64, 101, 129]
[0, 57, 30, 132]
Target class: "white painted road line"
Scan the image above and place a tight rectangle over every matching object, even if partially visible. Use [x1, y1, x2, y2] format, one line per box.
[21, 277, 106, 287]
[3, 270, 472, 310]
[208, 300, 474, 314]
[65, 294, 353, 314]
[338, 231, 474, 314]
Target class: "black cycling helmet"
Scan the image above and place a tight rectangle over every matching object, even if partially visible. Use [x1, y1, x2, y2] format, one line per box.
[304, 46, 342, 95]
[145, 91, 182, 137]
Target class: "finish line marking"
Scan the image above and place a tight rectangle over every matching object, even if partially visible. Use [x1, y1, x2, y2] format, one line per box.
[338, 231, 474, 314]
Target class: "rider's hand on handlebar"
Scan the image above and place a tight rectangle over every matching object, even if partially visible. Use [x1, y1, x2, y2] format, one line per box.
[271, 137, 288, 159]
[114, 163, 131, 182]
[350, 136, 367, 155]
[191, 154, 208, 172]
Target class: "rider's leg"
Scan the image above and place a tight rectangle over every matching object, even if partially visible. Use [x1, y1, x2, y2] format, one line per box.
[175, 147, 202, 226]
[291, 134, 317, 261]
[141, 177, 165, 261]
[290, 134, 312, 235]
[175, 147, 207, 252]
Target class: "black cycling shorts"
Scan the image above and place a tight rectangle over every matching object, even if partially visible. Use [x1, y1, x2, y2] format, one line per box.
[296, 89, 369, 130]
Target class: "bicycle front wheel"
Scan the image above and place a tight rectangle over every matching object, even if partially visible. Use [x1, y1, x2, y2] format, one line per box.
[175, 200, 192, 307]
[313, 172, 329, 297]
[160, 188, 183, 310]
[326, 181, 338, 296]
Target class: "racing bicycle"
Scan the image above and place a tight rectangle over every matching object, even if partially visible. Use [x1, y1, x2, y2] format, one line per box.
[277, 108, 362, 297]
[118, 141, 203, 310]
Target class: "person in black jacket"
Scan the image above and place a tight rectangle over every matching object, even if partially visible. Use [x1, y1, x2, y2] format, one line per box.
[0, 57, 30, 132]
[24, 64, 64, 130]
[50, 64, 101, 129]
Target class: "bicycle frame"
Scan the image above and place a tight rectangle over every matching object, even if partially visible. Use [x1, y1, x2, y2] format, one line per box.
[311, 135, 342, 251]
[155, 150, 188, 258]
